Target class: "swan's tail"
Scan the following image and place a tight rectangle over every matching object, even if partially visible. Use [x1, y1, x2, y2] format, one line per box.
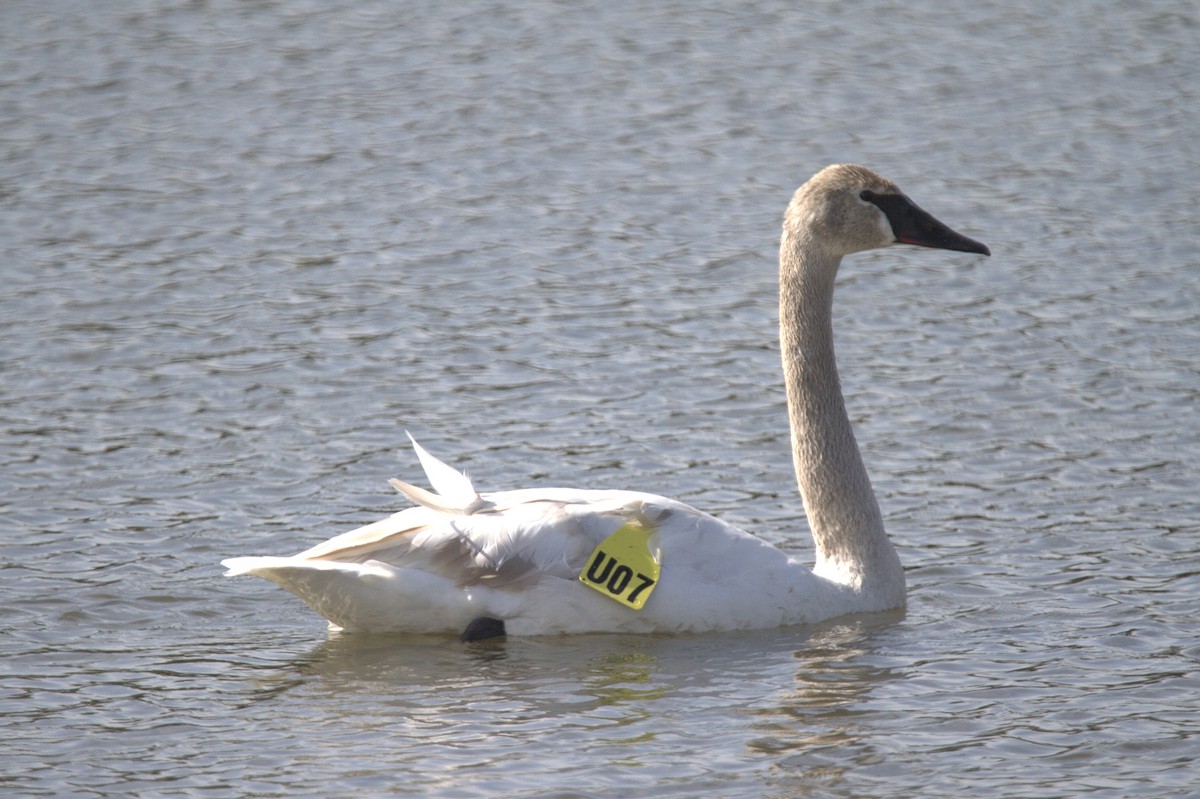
[220, 556, 476, 633]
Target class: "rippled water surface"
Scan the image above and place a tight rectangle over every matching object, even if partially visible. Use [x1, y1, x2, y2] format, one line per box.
[2, 0, 1198, 796]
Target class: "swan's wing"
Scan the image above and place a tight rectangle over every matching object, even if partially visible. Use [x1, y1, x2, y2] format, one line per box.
[259, 488, 662, 590]
[221, 488, 666, 633]
[221, 437, 651, 631]
[274, 439, 638, 584]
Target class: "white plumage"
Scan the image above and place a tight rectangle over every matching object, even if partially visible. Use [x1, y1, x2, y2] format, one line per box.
[223, 164, 989, 637]
[225, 436, 861, 634]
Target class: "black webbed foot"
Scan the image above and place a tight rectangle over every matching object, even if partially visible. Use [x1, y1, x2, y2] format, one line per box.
[460, 617, 506, 642]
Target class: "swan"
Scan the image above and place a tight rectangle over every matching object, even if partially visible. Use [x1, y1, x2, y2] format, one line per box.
[222, 164, 989, 639]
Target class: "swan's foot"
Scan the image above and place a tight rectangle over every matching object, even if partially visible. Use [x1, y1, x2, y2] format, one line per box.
[460, 617, 506, 643]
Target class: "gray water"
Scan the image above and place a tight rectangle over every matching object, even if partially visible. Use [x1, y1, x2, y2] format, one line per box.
[2, 0, 1198, 796]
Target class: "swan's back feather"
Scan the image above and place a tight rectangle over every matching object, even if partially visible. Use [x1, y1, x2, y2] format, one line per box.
[402, 431, 493, 514]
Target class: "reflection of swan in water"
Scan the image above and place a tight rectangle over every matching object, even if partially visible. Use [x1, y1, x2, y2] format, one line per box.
[238, 620, 905, 799]
[747, 620, 903, 762]
[223, 164, 988, 638]
[246, 620, 902, 729]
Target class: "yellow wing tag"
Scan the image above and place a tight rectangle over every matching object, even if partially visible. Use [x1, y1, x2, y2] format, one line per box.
[579, 522, 661, 610]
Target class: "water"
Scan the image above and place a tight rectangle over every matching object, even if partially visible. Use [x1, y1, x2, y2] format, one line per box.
[2, 0, 1198, 796]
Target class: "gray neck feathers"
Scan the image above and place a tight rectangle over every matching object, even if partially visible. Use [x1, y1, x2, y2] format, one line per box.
[778, 226, 899, 590]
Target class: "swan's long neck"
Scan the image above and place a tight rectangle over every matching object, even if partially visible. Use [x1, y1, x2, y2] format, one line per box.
[779, 229, 904, 598]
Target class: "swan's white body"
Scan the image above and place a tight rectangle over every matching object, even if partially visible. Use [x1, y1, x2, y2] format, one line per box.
[223, 164, 988, 636]
[224, 448, 881, 635]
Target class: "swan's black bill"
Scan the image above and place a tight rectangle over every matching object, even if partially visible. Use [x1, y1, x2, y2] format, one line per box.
[865, 192, 990, 256]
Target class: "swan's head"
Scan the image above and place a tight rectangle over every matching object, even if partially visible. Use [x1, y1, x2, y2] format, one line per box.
[785, 164, 990, 258]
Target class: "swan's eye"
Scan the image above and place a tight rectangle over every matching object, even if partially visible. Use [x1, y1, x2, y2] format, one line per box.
[859, 190, 875, 202]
